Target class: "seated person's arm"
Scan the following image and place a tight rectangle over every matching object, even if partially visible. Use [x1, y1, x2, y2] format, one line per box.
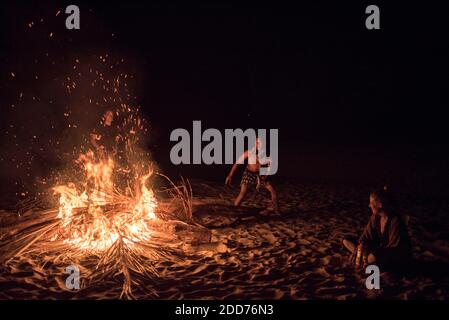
[372, 217, 411, 260]
[359, 214, 377, 249]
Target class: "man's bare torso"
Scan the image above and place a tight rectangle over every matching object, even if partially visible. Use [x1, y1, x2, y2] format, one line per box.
[246, 150, 261, 173]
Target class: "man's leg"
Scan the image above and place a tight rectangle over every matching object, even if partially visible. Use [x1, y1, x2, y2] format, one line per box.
[234, 184, 248, 207]
[264, 183, 280, 213]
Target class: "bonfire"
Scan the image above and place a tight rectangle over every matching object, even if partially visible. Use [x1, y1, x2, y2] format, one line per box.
[0, 132, 208, 298]
[52, 150, 158, 252]
[0, 62, 209, 299]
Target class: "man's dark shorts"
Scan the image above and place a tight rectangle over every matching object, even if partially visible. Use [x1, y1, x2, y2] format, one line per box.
[240, 168, 270, 190]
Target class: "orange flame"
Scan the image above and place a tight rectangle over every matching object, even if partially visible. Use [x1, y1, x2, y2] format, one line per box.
[53, 150, 157, 252]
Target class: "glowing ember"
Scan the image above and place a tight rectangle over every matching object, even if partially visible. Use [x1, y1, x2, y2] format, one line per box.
[53, 150, 157, 252]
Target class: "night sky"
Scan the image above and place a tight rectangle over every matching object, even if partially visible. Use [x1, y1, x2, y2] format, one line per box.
[0, 1, 448, 199]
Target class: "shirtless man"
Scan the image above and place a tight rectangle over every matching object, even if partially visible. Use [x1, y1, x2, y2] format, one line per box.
[225, 138, 279, 214]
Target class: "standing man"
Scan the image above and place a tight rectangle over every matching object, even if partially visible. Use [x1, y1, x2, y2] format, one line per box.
[225, 138, 280, 214]
[90, 109, 119, 158]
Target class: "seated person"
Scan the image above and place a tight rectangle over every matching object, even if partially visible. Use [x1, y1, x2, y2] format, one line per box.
[342, 188, 412, 270]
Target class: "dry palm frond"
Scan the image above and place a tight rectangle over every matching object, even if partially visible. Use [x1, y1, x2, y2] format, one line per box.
[0, 175, 209, 299]
[156, 173, 193, 222]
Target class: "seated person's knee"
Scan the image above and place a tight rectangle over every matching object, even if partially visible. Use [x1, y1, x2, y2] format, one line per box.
[367, 253, 376, 264]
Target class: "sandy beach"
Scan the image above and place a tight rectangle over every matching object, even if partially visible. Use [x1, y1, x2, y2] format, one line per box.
[1, 179, 448, 300]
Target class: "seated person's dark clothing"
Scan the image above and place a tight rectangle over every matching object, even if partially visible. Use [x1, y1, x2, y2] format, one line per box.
[359, 214, 411, 269]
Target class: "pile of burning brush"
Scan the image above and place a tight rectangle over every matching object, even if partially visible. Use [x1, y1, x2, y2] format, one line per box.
[1, 51, 212, 298]
[0, 148, 210, 299]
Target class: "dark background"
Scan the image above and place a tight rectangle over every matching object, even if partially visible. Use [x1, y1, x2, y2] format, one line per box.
[0, 1, 448, 203]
